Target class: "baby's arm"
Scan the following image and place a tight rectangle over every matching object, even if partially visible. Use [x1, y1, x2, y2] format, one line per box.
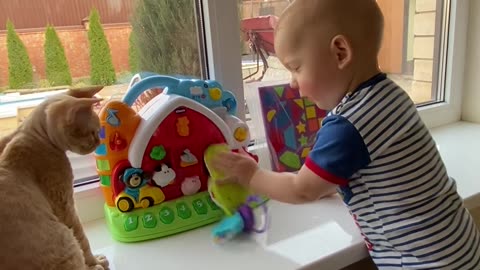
[248, 166, 337, 204]
[213, 115, 371, 204]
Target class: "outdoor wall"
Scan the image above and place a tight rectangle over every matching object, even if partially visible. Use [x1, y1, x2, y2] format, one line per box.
[0, 24, 131, 86]
[410, 0, 437, 103]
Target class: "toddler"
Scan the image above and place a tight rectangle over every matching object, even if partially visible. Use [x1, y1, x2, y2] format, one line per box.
[213, 0, 480, 269]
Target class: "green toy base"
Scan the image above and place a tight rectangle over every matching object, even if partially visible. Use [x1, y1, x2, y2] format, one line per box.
[104, 191, 224, 242]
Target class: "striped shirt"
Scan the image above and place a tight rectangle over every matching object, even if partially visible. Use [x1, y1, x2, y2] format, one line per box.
[305, 73, 480, 269]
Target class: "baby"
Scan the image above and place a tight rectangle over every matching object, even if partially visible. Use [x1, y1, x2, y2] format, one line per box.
[214, 0, 480, 269]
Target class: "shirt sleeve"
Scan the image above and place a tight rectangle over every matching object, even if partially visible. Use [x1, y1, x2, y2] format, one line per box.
[305, 115, 371, 186]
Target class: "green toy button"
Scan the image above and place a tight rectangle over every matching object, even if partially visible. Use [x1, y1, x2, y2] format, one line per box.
[142, 212, 157, 228]
[205, 195, 219, 210]
[124, 215, 138, 232]
[176, 202, 192, 219]
[159, 207, 175, 224]
[192, 199, 208, 215]
[150, 146, 166, 161]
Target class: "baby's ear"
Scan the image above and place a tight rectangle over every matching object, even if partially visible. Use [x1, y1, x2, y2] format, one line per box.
[66, 86, 104, 98]
[66, 98, 102, 125]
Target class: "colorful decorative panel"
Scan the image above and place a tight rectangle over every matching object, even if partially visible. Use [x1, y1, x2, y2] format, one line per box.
[258, 84, 327, 172]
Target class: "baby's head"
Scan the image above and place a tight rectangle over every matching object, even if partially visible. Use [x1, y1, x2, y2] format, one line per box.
[275, 0, 384, 110]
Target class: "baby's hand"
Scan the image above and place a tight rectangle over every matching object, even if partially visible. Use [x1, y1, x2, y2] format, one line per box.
[212, 148, 259, 187]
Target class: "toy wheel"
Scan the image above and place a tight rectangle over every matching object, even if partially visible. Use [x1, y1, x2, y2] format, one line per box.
[140, 197, 154, 208]
[117, 197, 134, 212]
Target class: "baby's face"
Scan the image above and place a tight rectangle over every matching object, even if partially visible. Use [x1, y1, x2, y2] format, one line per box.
[275, 26, 351, 110]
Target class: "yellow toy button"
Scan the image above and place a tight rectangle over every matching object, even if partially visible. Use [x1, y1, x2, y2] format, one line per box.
[234, 127, 248, 142]
[209, 88, 222, 101]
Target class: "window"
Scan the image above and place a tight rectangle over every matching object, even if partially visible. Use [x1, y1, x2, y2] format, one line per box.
[0, 0, 467, 222]
[238, 0, 464, 140]
[0, 0, 208, 185]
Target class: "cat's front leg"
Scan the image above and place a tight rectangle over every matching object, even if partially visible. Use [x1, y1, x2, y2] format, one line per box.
[72, 220, 109, 269]
[0, 130, 17, 154]
[59, 203, 109, 270]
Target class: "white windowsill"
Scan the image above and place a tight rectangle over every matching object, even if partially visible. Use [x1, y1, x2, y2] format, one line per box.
[79, 121, 480, 270]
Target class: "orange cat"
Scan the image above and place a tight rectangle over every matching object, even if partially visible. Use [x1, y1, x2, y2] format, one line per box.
[0, 88, 109, 270]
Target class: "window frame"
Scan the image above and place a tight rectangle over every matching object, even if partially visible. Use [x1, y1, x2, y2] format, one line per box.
[417, 0, 469, 128]
[74, 0, 469, 223]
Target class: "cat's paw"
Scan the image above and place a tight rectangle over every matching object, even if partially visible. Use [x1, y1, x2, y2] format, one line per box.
[88, 266, 105, 270]
[95, 255, 109, 270]
[87, 255, 109, 270]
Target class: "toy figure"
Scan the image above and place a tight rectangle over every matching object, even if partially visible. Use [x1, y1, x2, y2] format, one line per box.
[181, 176, 201, 195]
[123, 168, 147, 201]
[152, 164, 176, 187]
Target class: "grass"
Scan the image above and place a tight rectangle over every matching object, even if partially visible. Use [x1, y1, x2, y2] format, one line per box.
[1, 72, 134, 95]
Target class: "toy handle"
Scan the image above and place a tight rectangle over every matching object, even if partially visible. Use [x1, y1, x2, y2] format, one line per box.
[122, 75, 180, 106]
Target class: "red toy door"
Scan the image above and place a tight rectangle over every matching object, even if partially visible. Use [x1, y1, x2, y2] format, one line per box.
[141, 107, 227, 201]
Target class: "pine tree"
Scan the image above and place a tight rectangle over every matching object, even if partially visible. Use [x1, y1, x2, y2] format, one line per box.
[128, 32, 140, 73]
[6, 20, 33, 89]
[87, 9, 116, 85]
[131, 0, 201, 77]
[44, 25, 72, 86]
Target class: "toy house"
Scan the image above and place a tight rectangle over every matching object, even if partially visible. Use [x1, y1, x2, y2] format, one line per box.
[94, 75, 254, 242]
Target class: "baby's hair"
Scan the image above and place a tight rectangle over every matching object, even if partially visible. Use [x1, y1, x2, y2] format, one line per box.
[275, 0, 385, 56]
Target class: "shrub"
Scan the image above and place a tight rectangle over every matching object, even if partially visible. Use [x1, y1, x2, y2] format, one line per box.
[44, 25, 72, 86]
[6, 20, 33, 89]
[131, 0, 201, 77]
[128, 32, 140, 73]
[87, 9, 116, 85]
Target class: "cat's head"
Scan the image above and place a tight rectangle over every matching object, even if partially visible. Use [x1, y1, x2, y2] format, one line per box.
[38, 86, 103, 155]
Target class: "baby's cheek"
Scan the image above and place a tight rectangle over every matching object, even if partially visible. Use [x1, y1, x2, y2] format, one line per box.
[298, 79, 317, 98]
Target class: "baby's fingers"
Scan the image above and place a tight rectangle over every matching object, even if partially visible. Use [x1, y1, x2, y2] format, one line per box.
[216, 177, 238, 185]
[216, 151, 242, 162]
[211, 154, 234, 172]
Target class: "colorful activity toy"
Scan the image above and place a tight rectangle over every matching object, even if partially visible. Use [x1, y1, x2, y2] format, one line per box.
[95, 74, 260, 242]
[258, 83, 327, 172]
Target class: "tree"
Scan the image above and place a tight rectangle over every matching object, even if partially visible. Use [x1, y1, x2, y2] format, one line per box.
[131, 0, 201, 77]
[87, 9, 116, 85]
[128, 32, 139, 73]
[44, 25, 72, 86]
[6, 20, 33, 89]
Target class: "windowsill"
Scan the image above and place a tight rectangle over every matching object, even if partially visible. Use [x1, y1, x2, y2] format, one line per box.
[81, 121, 480, 270]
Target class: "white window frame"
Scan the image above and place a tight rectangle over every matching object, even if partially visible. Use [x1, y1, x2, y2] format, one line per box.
[74, 0, 469, 223]
[417, 0, 469, 128]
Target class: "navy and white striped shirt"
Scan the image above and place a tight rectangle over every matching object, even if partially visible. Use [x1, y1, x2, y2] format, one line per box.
[305, 73, 480, 269]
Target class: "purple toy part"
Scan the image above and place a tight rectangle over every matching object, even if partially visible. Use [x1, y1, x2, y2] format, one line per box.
[242, 196, 269, 233]
[238, 205, 255, 232]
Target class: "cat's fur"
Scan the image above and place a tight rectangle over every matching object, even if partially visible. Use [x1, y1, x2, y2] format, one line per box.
[0, 88, 109, 270]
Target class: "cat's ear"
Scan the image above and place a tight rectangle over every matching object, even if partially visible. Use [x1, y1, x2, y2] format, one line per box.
[66, 98, 102, 125]
[66, 86, 103, 98]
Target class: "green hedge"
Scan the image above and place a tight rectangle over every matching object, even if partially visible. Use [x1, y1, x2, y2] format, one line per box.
[44, 25, 72, 86]
[88, 9, 116, 85]
[6, 20, 33, 89]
